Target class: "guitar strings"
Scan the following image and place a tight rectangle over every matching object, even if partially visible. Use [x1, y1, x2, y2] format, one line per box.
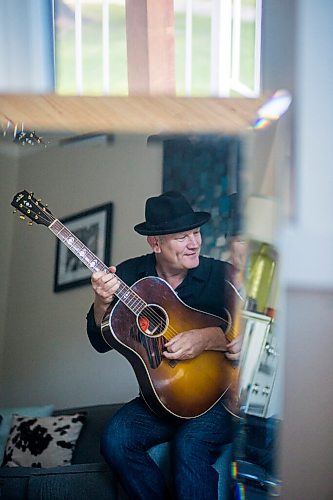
[47, 215, 178, 334]
[46, 212, 231, 340]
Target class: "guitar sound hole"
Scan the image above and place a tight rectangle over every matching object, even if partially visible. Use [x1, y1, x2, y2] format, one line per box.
[137, 304, 168, 338]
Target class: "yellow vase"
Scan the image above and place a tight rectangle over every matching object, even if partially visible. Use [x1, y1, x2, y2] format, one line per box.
[246, 243, 276, 314]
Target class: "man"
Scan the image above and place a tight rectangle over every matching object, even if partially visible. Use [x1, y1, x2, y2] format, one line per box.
[86, 191, 241, 499]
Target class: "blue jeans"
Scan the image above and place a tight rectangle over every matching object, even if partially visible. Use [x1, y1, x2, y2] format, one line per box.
[100, 396, 233, 500]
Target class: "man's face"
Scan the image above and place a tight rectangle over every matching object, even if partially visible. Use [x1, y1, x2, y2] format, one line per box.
[229, 236, 248, 273]
[153, 228, 202, 271]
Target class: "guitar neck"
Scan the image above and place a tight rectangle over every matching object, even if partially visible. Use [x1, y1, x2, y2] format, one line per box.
[49, 219, 146, 313]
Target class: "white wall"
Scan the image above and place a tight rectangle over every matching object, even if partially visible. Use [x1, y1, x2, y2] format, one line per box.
[0, 0, 54, 93]
[0, 135, 163, 409]
[0, 153, 19, 395]
[263, 1, 333, 498]
[282, 0, 333, 289]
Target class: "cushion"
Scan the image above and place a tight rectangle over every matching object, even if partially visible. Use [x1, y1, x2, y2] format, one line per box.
[0, 404, 54, 464]
[2, 413, 85, 468]
[53, 403, 124, 464]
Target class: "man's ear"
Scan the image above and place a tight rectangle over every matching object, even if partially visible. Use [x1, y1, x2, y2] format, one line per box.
[147, 236, 161, 253]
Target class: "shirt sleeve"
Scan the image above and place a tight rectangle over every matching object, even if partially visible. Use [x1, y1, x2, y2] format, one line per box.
[86, 303, 112, 353]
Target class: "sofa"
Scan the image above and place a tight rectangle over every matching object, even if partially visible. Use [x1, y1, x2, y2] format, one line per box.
[0, 403, 233, 500]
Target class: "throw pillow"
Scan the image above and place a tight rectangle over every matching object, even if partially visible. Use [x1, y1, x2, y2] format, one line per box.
[2, 413, 85, 468]
[0, 404, 54, 465]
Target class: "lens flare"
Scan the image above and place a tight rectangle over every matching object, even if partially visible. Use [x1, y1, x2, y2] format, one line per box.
[251, 89, 292, 129]
[257, 89, 292, 120]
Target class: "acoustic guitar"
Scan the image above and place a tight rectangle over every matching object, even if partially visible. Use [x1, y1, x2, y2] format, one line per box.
[11, 190, 240, 419]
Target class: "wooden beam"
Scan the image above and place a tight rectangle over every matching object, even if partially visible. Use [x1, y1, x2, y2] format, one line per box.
[0, 95, 265, 135]
[125, 0, 175, 95]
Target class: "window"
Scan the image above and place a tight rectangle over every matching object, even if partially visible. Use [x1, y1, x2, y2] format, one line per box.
[54, 0, 261, 97]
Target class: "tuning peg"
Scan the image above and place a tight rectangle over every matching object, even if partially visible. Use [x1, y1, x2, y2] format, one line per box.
[19, 215, 25, 220]
[28, 221, 33, 226]
[12, 209, 17, 214]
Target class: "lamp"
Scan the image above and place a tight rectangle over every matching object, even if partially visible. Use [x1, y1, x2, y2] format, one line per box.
[245, 195, 278, 245]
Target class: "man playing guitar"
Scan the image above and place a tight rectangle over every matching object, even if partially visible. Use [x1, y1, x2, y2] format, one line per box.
[86, 191, 242, 500]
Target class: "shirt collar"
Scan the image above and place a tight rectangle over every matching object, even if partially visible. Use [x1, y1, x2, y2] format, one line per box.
[185, 256, 207, 282]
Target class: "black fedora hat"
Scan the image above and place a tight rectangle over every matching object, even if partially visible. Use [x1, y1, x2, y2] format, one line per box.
[134, 191, 211, 236]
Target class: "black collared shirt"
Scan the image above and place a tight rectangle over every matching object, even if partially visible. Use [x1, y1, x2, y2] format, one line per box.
[86, 253, 236, 353]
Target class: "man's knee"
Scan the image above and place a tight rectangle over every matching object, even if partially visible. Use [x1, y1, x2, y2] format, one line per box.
[173, 434, 211, 465]
[100, 416, 130, 465]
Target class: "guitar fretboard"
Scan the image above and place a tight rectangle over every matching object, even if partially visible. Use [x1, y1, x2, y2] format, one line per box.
[49, 219, 146, 315]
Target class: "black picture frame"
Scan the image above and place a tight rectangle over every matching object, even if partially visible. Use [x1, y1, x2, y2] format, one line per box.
[54, 202, 113, 292]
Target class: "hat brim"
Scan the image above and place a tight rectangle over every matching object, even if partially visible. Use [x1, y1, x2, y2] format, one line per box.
[134, 212, 211, 236]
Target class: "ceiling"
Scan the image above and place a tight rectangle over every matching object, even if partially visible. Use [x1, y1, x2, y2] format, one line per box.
[0, 94, 265, 158]
[0, 94, 265, 132]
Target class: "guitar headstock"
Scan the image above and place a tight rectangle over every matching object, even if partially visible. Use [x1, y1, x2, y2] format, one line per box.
[11, 190, 54, 227]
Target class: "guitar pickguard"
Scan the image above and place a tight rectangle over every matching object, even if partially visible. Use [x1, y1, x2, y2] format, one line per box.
[129, 323, 166, 369]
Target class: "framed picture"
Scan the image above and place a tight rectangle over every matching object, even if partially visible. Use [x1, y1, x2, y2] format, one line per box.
[54, 202, 113, 292]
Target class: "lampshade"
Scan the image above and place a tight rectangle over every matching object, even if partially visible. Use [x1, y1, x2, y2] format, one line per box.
[245, 195, 278, 244]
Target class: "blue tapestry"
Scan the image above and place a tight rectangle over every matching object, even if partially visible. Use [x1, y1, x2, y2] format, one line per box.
[162, 134, 243, 258]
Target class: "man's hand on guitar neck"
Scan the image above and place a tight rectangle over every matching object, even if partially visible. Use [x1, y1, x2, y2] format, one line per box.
[163, 327, 242, 361]
[92, 266, 120, 326]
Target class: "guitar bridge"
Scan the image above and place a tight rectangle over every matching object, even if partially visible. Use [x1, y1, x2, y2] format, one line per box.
[168, 360, 178, 368]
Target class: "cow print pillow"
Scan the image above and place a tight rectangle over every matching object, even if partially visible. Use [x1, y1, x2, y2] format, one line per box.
[3, 413, 85, 468]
